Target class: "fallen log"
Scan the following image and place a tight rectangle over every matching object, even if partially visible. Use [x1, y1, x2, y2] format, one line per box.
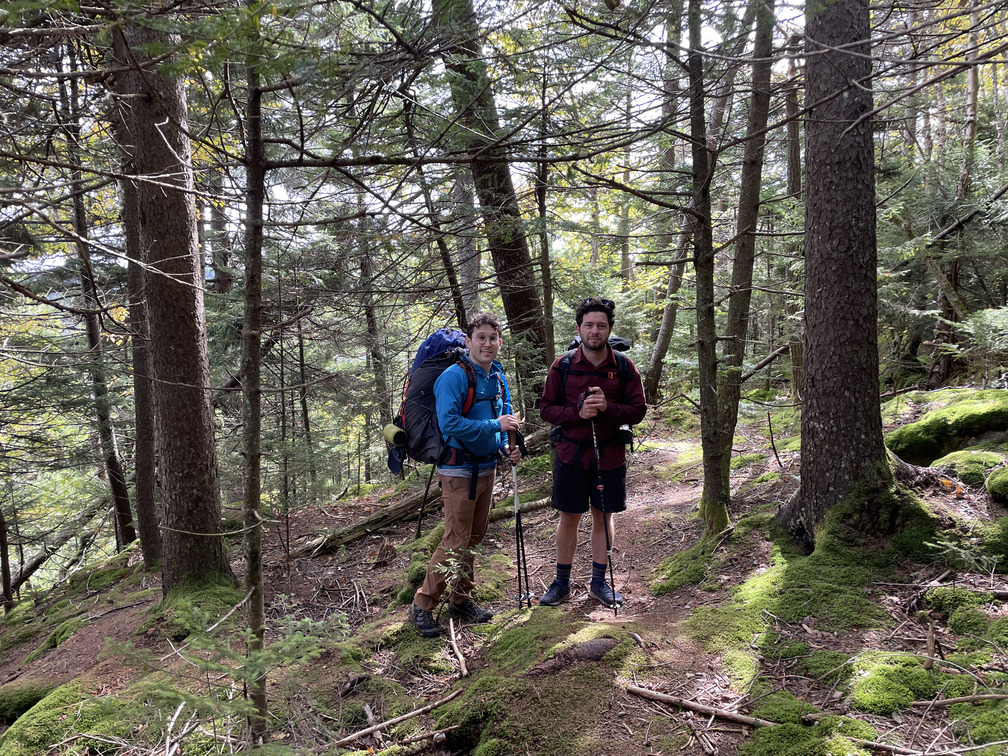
[294, 428, 552, 557]
[11, 496, 109, 594]
[627, 685, 919, 755]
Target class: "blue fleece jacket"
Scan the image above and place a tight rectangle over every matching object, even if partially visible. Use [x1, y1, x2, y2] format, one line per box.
[434, 355, 511, 475]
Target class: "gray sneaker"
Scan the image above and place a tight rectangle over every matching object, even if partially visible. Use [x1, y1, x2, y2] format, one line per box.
[587, 581, 623, 608]
[539, 580, 571, 606]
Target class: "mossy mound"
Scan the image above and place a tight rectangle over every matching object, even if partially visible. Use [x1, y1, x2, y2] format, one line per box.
[986, 465, 1008, 503]
[0, 681, 129, 756]
[0, 684, 55, 726]
[931, 446, 1008, 487]
[850, 656, 938, 715]
[883, 389, 1008, 465]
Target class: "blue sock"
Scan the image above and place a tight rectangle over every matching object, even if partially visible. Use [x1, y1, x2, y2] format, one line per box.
[591, 561, 607, 586]
[556, 563, 572, 586]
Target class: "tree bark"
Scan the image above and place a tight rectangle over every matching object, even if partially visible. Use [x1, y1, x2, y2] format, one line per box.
[779, 0, 889, 548]
[112, 24, 234, 594]
[688, 0, 728, 534]
[242, 31, 268, 737]
[716, 0, 777, 489]
[0, 508, 12, 611]
[433, 0, 547, 396]
[61, 43, 136, 550]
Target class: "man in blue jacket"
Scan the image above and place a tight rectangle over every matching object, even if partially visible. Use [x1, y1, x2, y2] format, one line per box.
[408, 312, 522, 638]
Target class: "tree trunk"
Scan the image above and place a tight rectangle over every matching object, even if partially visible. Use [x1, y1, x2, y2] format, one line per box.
[784, 34, 803, 400]
[242, 32, 268, 736]
[403, 98, 468, 331]
[779, 0, 889, 548]
[433, 0, 547, 396]
[537, 67, 556, 366]
[688, 0, 728, 534]
[60, 44, 136, 550]
[112, 24, 234, 594]
[0, 508, 12, 611]
[716, 0, 777, 488]
[643, 0, 686, 404]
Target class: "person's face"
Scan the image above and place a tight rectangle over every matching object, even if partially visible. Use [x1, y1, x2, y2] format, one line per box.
[467, 324, 502, 368]
[576, 311, 611, 351]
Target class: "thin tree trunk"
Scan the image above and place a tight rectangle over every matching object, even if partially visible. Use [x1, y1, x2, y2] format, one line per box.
[403, 98, 468, 331]
[0, 508, 12, 611]
[242, 28, 267, 736]
[643, 0, 686, 404]
[61, 43, 135, 549]
[537, 66, 555, 365]
[688, 0, 727, 534]
[784, 34, 803, 400]
[122, 167, 162, 568]
[716, 0, 777, 489]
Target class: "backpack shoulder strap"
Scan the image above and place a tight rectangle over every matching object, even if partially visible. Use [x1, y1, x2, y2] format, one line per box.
[456, 357, 478, 415]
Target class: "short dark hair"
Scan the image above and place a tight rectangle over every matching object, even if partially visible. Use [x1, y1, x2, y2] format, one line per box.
[467, 311, 502, 338]
[575, 297, 615, 327]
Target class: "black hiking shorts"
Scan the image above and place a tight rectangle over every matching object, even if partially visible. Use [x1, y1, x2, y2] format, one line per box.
[551, 458, 627, 514]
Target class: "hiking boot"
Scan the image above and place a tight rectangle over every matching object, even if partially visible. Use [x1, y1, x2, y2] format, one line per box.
[587, 581, 623, 608]
[539, 580, 571, 606]
[447, 598, 493, 624]
[408, 603, 440, 638]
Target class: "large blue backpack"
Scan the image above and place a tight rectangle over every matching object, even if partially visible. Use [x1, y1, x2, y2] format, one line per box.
[385, 328, 501, 476]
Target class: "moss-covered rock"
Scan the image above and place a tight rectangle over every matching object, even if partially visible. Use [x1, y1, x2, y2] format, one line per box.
[0, 682, 128, 756]
[947, 605, 989, 636]
[883, 389, 1008, 465]
[931, 447, 1008, 487]
[850, 656, 937, 715]
[986, 465, 1008, 503]
[0, 684, 55, 726]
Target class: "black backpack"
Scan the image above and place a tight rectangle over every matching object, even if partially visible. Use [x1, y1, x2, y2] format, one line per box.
[549, 338, 636, 449]
[385, 328, 502, 476]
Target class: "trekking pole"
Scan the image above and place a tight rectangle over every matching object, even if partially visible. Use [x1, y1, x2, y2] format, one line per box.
[590, 417, 619, 616]
[508, 430, 532, 608]
[414, 464, 437, 541]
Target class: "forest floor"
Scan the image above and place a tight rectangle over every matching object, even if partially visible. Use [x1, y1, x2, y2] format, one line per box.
[1, 408, 1007, 755]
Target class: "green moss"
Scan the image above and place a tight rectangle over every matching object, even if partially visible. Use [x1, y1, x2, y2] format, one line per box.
[974, 518, 1008, 572]
[758, 632, 809, 661]
[949, 700, 1008, 744]
[0, 684, 55, 725]
[752, 472, 781, 484]
[926, 587, 992, 613]
[799, 651, 853, 686]
[23, 617, 85, 664]
[987, 616, 1008, 645]
[817, 714, 877, 741]
[731, 453, 766, 470]
[740, 722, 871, 756]
[652, 537, 712, 593]
[850, 657, 937, 715]
[947, 605, 989, 636]
[986, 466, 1008, 503]
[884, 389, 1008, 465]
[0, 681, 128, 756]
[931, 448, 1007, 487]
[749, 690, 819, 724]
[517, 454, 552, 473]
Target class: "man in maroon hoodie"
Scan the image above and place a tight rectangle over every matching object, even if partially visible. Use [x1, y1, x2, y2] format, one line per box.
[538, 298, 647, 607]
